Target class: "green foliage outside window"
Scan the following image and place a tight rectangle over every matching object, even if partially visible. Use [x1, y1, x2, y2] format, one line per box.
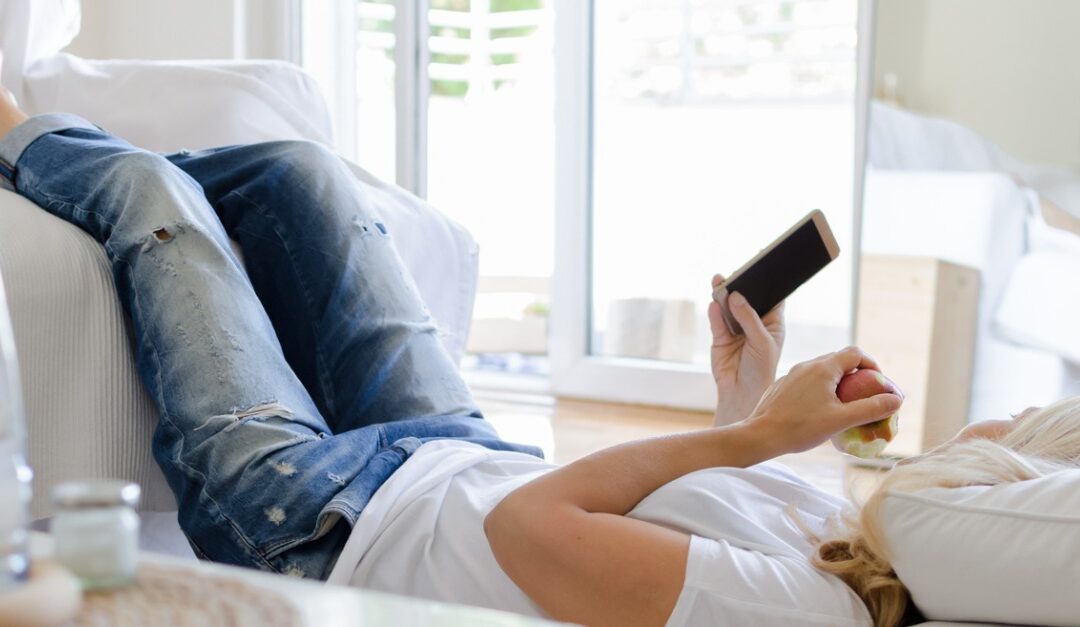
[360, 0, 543, 98]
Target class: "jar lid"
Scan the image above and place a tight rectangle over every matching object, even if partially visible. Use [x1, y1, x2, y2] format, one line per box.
[52, 480, 141, 509]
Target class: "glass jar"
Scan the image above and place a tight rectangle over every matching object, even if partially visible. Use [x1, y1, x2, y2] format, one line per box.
[0, 268, 31, 595]
[51, 481, 141, 590]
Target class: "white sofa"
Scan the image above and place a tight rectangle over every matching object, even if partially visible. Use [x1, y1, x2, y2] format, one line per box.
[0, 1, 479, 524]
[864, 102, 1080, 424]
[861, 168, 1068, 423]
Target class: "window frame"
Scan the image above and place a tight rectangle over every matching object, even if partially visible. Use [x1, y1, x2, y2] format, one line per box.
[548, 0, 719, 410]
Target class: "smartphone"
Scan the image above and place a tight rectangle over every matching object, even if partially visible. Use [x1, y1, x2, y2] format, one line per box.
[712, 209, 840, 335]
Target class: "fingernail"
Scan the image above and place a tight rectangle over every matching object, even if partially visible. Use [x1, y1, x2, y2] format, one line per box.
[730, 292, 747, 308]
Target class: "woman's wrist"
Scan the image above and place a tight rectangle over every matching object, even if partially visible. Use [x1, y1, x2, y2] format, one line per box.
[707, 420, 786, 468]
[713, 381, 768, 427]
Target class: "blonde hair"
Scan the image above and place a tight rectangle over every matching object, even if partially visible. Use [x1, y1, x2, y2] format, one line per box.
[811, 396, 1080, 627]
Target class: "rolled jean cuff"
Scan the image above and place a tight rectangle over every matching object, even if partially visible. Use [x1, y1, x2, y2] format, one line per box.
[0, 113, 98, 189]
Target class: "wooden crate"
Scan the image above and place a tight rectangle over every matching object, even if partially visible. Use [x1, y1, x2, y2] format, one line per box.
[855, 255, 980, 456]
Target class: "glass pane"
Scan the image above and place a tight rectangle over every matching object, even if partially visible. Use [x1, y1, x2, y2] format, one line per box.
[590, 0, 857, 369]
[300, 1, 397, 182]
[355, 0, 397, 182]
[426, 0, 556, 375]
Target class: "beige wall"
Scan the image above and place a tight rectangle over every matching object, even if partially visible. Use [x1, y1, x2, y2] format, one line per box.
[64, 0, 294, 62]
[873, 0, 1080, 168]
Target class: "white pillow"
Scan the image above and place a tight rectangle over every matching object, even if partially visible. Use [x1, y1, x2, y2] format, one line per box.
[994, 203, 1080, 365]
[995, 249, 1080, 365]
[880, 470, 1080, 625]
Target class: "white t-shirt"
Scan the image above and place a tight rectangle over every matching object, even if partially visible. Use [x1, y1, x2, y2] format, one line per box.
[326, 440, 872, 626]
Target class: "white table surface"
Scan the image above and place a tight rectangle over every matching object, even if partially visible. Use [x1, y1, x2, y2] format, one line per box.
[30, 532, 568, 627]
[30, 532, 998, 627]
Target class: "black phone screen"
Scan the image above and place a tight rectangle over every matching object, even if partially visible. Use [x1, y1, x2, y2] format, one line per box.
[724, 217, 833, 317]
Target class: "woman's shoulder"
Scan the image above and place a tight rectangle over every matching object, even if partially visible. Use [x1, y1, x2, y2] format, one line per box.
[668, 534, 873, 627]
[626, 461, 847, 557]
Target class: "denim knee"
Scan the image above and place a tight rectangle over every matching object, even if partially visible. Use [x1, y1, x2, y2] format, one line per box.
[246, 140, 383, 229]
[261, 140, 344, 186]
[91, 152, 230, 255]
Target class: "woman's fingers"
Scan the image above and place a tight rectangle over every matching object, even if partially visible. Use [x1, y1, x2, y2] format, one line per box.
[708, 275, 732, 342]
[840, 392, 903, 427]
[745, 346, 902, 454]
[826, 345, 881, 375]
[728, 292, 773, 351]
[762, 300, 785, 325]
[707, 300, 728, 341]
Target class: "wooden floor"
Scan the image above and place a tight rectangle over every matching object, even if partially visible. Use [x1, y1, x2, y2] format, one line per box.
[480, 394, 887, 500]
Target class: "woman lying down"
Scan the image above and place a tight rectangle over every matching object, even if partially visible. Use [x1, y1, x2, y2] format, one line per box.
[3, 87, 1078, 627]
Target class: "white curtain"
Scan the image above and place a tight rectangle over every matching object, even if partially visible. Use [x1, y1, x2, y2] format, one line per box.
[0, 0, 82, 102]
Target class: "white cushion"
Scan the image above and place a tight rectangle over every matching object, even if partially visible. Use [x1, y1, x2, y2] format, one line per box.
[867, 101, 1021, 173]
[861, 169, 1067, 423]
[995, 205, 1080, 366]
[996, 250, 1080, 365]
[880, 470, 1080, 625]
[20, 55, 336, 154]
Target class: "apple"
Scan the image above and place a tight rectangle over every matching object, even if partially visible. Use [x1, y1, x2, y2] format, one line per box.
[831, 369, 902, 458]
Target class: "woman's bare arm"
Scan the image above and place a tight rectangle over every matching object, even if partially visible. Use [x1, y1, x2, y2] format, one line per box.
[485, 424, 776, 626]
[485, 347, 903, 627]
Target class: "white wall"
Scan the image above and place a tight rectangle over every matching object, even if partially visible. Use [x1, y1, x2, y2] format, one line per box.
[874, 0, 1080, 168]
[64, 0, 295, 62]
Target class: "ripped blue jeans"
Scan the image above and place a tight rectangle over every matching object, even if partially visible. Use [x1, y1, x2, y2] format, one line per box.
[0, 114, 541, 579]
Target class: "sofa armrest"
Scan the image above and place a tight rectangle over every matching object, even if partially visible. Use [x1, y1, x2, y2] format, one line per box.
[0, 189, 174, 517]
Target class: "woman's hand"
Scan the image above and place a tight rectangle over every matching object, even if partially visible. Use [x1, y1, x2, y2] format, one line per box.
[710, 274, 785, 426]
[742, 346, 903, 456]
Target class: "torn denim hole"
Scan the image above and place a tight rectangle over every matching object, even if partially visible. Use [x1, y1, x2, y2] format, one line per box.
[269, 460, 298, 477]
[175, 323, 192, 347]
[193, 401, 295, 432]
[352, 216, 373, 237]
[283, 564, 306, 578]
[140, 222, 186, 252]
[223, 329, 244, 352]
[326, 472, 347, 487]
[264, 506, 287, 526]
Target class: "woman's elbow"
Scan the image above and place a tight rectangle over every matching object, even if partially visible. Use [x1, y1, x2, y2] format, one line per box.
[484, 492, 529, 560]
[485, 491, 564, 575]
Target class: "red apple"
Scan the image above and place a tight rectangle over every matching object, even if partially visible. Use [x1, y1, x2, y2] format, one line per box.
[831, 369, 903, 458]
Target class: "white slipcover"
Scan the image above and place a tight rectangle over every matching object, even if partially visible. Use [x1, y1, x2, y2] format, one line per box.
[861, 169, 1065, 423]
[865, 101, 1080, 422]
[0, 0, 479, 518]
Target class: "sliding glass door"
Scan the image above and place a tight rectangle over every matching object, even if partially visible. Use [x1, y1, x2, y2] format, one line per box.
[301, 0, 859, 409]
